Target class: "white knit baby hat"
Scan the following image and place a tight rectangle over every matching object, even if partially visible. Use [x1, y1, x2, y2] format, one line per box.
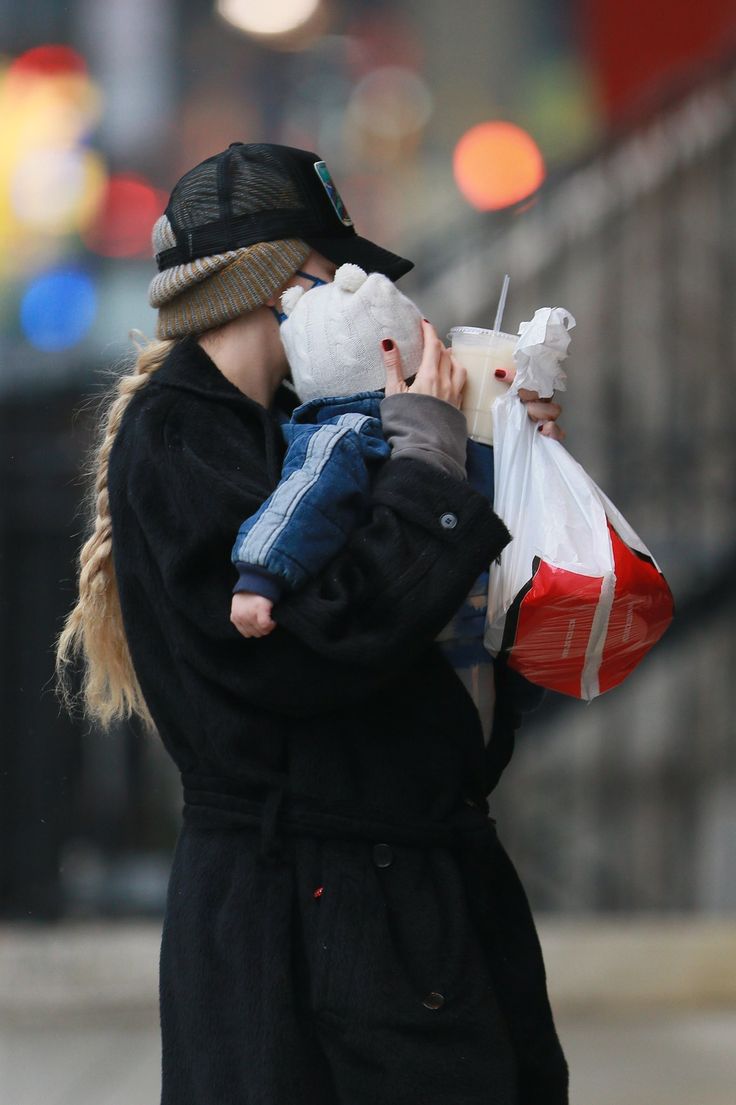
[279, 263, 423, 402]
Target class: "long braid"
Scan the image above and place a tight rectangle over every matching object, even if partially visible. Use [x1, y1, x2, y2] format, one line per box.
[55, 336, 175, 731]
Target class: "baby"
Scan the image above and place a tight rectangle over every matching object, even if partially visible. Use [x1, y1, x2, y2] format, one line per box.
[229, 263, 513, 736]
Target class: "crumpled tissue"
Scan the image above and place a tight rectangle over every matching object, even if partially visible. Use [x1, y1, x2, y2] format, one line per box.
[511, 307, 576, 396]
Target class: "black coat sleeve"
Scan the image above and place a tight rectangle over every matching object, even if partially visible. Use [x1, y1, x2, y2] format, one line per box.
[120, 392, 512, 717]
[276, 456, 511, 665]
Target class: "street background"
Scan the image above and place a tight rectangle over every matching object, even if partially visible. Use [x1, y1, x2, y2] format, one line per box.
[1, 1, 735, 1102]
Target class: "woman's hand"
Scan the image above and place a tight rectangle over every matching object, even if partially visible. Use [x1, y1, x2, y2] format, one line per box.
[494, 366, 565, 441]
[382, 320, 466, 409]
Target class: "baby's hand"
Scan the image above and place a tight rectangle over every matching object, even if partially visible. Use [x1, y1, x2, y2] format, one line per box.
[230, 592, 276, 638]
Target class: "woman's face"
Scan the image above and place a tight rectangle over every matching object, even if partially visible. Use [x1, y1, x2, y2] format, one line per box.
[286, 249, 337, 291]
[268, 250, 337, 384]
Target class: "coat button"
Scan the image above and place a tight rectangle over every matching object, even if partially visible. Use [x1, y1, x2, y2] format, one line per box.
[422, 991, 445, 1010]
[372, 843, 393, 868]
[439, 512, 458, 530]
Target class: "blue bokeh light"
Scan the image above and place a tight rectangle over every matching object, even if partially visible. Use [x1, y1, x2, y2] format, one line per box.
[21, 268, 97, 352]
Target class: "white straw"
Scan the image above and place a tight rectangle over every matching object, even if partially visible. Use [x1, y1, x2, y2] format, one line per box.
[493, 273, 510, 334]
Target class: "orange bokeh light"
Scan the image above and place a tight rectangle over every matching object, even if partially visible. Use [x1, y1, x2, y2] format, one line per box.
[453, 121, 546, 211]
[83, 174, 166, 258]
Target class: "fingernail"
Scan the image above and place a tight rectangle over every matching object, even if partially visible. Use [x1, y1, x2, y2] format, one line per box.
[537, 424, 545, 432]
[494, 369, 507, 379]
[381, 338, 394, 351]
[423, 317, 430, 323]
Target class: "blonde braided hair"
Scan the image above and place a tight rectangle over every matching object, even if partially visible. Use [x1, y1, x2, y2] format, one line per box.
[55, 335, 175, 732]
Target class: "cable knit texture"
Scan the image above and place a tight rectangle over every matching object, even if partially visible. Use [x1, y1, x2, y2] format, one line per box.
[280, 264, 423, 401]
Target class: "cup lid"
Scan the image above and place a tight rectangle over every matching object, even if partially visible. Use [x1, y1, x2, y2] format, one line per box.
[447, 326, 517, 341]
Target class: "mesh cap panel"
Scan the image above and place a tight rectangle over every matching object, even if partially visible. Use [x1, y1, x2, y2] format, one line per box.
[229, 150, 305, 214]
[167, 147, 305, 233]
[154, 142, 413, 280]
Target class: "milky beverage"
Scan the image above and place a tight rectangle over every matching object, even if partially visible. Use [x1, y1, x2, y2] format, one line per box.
[449, 327, 516, 445]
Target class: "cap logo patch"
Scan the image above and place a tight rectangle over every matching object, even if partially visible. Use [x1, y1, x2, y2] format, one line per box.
[314, 161, 353, 227]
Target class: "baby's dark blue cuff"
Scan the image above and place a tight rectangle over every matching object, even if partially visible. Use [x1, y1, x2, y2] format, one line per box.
[232, 564, 284, 602]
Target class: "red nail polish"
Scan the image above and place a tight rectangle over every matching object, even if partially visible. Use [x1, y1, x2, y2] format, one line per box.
[381, 338, 394, 351]
[423, 317, 430, 323]
[494, 369, 507, 379]
[312, 886, 324, 899]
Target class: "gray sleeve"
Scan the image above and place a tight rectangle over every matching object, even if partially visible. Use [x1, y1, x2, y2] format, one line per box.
[380, 392, 468, 481]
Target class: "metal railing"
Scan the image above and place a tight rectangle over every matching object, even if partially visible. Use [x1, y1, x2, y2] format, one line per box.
[407, 56, 736, 913]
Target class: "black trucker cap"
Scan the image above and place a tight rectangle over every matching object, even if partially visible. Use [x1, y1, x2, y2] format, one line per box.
[155, 142, 414, 281]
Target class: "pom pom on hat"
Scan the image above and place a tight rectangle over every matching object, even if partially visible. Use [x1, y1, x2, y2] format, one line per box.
[334, 263, 368, 293]
[280, 285, 305, 315]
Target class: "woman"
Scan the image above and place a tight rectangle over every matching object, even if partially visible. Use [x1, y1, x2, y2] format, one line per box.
[57, 142, 568, 1105]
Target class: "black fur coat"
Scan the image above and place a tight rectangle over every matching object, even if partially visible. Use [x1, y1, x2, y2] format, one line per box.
[107, 337, 568, 1104]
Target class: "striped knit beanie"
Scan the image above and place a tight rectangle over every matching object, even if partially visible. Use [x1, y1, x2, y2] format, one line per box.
[148, 214, 310, 339]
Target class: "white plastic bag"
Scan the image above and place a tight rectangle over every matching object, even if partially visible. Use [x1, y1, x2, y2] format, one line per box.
[484, 308, 673, 700]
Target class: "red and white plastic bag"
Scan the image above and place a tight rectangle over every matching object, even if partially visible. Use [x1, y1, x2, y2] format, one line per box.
[484, 308, 674, 700]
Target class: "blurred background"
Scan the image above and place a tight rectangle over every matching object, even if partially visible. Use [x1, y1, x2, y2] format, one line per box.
[1, 1, 735, 1103]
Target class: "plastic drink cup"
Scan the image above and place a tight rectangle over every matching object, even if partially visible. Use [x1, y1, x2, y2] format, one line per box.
[449, 327, 516, 445]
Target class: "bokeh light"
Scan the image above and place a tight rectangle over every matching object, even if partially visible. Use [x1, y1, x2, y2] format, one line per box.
[83, 174, 165, 258]
[20, 268, 97, 352]
[216, 0, 322, 37]
[519, 57, 600, 163]
[0, 45, 105, 274]
[11, 147, 106, 235]
[2, 74, 101, 151]
[3, 45, 101, 147]
[7, 44, 87, 80]
[348, 67, 433, 142]
[453, 121, 546, 211]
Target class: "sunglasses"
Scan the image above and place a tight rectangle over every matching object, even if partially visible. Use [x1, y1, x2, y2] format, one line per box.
[271, 270, 329, 325]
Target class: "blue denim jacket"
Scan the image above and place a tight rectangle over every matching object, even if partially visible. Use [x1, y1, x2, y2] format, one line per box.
[231, 391, 388, 600]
